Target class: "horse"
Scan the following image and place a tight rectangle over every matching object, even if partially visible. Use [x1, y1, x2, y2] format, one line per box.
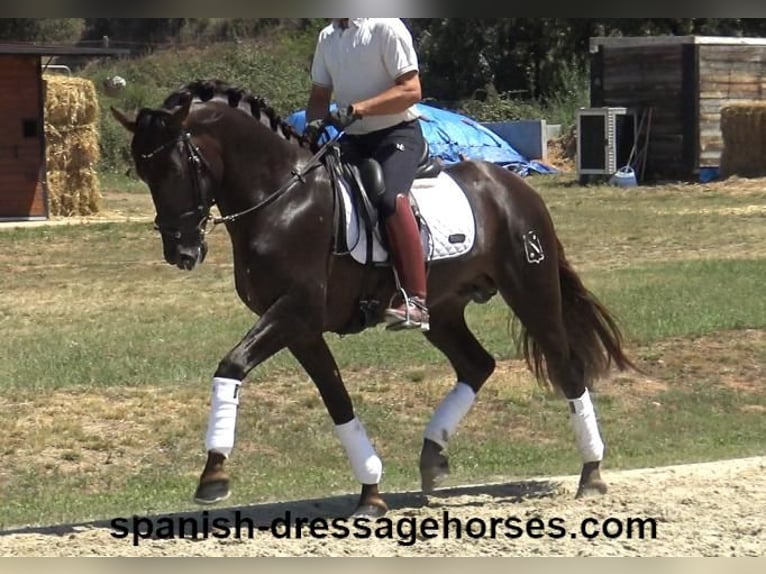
[111, 79, 634, 518]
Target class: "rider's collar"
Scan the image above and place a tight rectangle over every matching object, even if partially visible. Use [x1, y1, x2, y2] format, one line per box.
[333, 18, 366, 30]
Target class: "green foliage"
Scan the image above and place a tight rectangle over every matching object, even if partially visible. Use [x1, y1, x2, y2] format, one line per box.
[66, 18, 766, 172]
[82, 18, 186, 49]
[539, 57, 591, 127]
[414, 19, 499, 101]
[84, 29, 318, 174]
[456, 93, 544, 123]
[0, 18, 85, 43]
[453, 57, 588, 129]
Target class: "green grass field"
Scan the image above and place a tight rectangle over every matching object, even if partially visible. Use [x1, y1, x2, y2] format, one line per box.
[1, 173, 765, 529]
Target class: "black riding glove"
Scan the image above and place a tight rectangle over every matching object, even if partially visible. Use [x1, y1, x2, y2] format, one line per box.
[326, 105, 361, 130]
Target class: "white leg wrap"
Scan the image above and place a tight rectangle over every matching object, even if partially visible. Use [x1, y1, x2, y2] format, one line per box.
[568, 388, 604, 463]
[424, 382, 476, 449]
[205, 377, 241, 458]
[335, 417, 383, 485]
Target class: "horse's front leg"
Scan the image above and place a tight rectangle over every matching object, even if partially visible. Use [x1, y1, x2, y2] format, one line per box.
[193, 294, 305, 505]
[288, 337, 387, 518]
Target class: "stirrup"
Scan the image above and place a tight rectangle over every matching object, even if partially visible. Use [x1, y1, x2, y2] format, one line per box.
[384, 288, 430, 332]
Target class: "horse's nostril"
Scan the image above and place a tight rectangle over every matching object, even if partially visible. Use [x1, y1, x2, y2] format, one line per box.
[178, 254, 196, 271]
[176, 244, 204, 271]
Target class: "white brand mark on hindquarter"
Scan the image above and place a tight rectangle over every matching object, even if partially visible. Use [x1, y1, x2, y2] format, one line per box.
[523, 230, 545, 264]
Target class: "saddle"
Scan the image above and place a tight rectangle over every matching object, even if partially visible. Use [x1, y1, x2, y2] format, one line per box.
[323, 138, 441, 261]
[322, 140, 476, 334]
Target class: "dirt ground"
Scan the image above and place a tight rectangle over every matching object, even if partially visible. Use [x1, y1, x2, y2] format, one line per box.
[0, 456, 763, 556]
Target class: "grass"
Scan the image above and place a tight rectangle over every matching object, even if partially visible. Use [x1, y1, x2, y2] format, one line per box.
[1, 172, 766, 529]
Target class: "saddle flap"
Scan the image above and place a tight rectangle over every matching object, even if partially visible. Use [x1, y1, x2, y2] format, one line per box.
[338, 172, 476, 266]
[342, 160, 380, 232]
[324, 144, 378, 229]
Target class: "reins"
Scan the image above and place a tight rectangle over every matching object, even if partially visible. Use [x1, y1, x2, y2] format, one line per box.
[210, 129, 346, 228]
[145, 117, 345, 238]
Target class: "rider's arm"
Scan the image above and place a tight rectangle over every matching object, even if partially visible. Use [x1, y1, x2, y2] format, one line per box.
[350, 70, 421, 118]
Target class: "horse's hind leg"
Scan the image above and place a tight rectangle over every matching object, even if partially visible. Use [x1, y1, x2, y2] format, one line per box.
[494, 256, 608, 498]
[418, 299, 496, 492]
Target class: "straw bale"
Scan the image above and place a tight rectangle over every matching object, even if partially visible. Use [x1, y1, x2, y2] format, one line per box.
[44, 123, 100, 172]
[43, 75, 99, 126]
[41, 74, 102, 216]
[720, 102, 766, 178]
[46, 167, 101, 217]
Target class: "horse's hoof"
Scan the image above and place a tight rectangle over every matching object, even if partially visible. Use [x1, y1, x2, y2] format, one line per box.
[575, 461, 608, 498]
[575, 479, 608, 499]
[420, 464, 450, 493]
[194, 479, 231, 505]
[419, 439, 450, 493]
[353, 484, 388, 518]
[351, 503, 387, 519]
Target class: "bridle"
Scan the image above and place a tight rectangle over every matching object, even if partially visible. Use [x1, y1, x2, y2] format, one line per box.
[138, 123, 346, 237]
[139, 130, 214, 240]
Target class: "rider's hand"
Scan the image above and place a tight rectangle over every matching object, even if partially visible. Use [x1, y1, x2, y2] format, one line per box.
[326, 104, 361, 130]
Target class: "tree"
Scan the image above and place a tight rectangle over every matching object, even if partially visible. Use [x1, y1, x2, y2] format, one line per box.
[0, 19, 85, 43]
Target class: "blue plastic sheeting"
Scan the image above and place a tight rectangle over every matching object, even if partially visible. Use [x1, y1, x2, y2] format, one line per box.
[285, 103, 556, 175]
[699, 167, 720, 183]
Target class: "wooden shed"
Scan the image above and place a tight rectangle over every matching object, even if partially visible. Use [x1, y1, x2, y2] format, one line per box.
[0, 43, 127, 221]
[589, 35, 766, 180]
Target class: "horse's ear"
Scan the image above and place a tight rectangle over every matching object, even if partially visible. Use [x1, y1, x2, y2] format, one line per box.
[110, 106, 137, 133]
[168, 92, 193, 130]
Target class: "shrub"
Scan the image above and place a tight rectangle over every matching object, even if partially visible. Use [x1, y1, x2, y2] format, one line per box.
[83, 30, 317, 175]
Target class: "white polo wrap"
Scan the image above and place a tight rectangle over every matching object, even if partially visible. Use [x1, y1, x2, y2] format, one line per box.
[568, 388, 604, 463]
[424, 382, 476, 448]
[335, 417, 383, 485]
[205, 377, 241, 458]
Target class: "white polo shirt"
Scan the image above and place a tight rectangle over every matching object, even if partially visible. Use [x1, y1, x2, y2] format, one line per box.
[311, 18, 421, 135]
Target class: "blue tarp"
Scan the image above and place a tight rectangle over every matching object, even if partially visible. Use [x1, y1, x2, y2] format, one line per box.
[285, 103, 556, 175]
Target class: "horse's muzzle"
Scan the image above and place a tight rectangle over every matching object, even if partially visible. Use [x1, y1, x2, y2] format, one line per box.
[163, 237, 208, 271]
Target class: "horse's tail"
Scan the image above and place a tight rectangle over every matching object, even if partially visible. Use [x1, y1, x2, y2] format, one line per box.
[521, 238, 636, 390]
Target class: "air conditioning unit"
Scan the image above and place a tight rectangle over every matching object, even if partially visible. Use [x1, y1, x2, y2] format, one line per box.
[576, 107, 636, 176]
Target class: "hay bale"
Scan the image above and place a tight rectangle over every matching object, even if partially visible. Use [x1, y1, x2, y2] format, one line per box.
[42, 74, 102, 216]
[44, 123, 100, 172]
[720, 102, 766, 178]
[43, 75, 99, 125]
[46, 167, 101, 217]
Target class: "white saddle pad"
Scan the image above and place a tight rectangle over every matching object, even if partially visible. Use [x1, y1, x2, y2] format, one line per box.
[340, 171, 476, 265]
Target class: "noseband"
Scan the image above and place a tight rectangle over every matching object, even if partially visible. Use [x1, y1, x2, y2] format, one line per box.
[140, 131, 214, 240]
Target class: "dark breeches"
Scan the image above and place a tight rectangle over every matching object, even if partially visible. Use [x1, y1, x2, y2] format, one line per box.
[341, 119, 425, 218]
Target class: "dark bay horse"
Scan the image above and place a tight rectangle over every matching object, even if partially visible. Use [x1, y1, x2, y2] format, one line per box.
[111, 80, 634, 518]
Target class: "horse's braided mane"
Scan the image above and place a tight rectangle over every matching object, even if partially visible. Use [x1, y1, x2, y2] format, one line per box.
[163, 79, 310, 149]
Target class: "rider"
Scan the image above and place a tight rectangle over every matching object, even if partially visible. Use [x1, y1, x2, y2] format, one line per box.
[304, 18, 429, 331]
